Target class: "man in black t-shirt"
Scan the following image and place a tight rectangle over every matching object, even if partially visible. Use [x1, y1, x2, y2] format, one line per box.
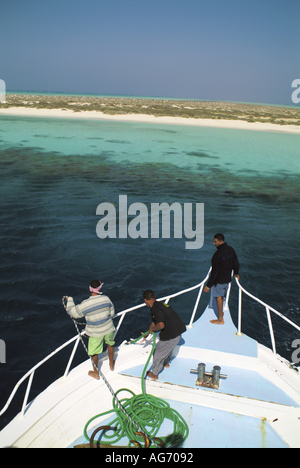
[143, 289, 186, 381]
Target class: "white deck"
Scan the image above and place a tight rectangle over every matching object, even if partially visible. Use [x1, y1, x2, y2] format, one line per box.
[1, 298, 300, 448]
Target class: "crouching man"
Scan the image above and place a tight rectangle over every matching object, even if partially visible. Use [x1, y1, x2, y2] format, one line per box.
[143, 290, 186, 381]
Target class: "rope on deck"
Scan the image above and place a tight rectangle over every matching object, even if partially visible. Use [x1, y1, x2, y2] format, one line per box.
[83, 332, 189, 448]
[62, 297, 159, 447]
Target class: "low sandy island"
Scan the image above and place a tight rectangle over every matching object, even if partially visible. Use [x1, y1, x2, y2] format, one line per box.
[1, 95, 300, 134]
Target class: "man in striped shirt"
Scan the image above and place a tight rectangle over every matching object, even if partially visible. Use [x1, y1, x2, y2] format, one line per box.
[65, 280, 115, 379]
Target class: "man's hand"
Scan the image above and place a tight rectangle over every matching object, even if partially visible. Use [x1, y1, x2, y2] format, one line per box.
[141, 331, 150, 342]
[204, 286, 210, 293]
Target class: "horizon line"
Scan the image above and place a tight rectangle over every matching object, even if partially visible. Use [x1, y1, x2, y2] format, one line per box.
[5, 89, 299, 109]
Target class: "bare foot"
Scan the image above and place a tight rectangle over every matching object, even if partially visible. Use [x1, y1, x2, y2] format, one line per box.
[146, 370, 158, 381]
[110, 360, 115, 371]
[88, 370, 100, 380]
[210, 319, 224, 325]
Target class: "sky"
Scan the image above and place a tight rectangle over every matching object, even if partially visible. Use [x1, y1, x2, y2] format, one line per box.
[1, 0, 300, 105]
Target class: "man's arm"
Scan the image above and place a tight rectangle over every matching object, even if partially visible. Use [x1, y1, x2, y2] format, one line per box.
[233, 250, 240, 278]
[205, 251, 220, 290]
[109, 300, 115, 318]
[142, 321, 165, 340]
[65, 297, 84, 319]
[149, 321, 165, 333]
[204, 265, 218, 292]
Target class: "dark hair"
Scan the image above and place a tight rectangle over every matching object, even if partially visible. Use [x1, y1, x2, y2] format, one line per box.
[214, 233, 225, 241]
[143, 289, 156, 300]
[90, 279, 101, 289]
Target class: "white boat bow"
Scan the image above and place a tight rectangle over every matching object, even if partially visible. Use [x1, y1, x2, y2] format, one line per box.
[1, 271, 299, 448]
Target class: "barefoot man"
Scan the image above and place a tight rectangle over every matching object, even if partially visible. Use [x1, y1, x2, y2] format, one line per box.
[204, 234, 239, 325]
[64, 280, 115, 379]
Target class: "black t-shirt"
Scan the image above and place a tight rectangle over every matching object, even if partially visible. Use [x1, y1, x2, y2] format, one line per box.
[150, 301, 186, 341]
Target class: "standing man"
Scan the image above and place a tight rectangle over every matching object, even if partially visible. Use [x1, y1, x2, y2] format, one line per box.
[64, 280, 115, 379]
[204, 233, 239, 325]
[143, 290, 186, 381]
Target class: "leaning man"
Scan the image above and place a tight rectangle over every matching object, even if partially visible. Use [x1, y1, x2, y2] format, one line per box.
[204, 233, 239, 325]
[143, 290, 186, 381]
[64, 280, 115, 379]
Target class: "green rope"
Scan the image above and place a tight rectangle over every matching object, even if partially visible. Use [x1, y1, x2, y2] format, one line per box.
[83, 332, 189, 448]
[63, 298, 156, 445]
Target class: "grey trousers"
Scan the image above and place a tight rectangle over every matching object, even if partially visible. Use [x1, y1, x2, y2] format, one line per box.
[152, 335, 181, 376]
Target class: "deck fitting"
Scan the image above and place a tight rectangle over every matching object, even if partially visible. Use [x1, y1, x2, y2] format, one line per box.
[190, 363, 227, 389]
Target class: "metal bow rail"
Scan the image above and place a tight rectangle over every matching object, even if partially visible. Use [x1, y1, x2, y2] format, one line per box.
[1, 267, 299, 420]
[235, 277, 300, 355]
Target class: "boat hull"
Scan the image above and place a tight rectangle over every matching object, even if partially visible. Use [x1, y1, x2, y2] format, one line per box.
[1, 303, 299, 448]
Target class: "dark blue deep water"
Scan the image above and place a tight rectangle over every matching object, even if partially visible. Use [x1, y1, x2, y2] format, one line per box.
[0, 115, 299, 429]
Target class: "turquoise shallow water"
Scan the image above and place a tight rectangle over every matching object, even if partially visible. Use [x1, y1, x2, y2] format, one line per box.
[0, 114, 299, 429]
[1, 115, 300, 176]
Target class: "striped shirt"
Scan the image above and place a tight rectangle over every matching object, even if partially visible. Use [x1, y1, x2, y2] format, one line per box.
[66, 295, 115, 338]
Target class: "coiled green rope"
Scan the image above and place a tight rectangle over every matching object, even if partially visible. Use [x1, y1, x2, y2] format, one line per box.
[83, 332, 189, 448]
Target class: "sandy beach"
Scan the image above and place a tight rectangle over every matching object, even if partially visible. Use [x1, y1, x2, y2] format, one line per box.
[1, 95, 300, 134]
[1, 106, 300, 134]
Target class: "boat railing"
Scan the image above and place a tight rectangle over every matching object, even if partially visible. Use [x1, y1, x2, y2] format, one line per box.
[0, 330, 86, 419]
[1, 268, 299, 420]
[113, 267, 212, 338]
[235, 277, 300, 355]
[0, 269, 211, 420]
